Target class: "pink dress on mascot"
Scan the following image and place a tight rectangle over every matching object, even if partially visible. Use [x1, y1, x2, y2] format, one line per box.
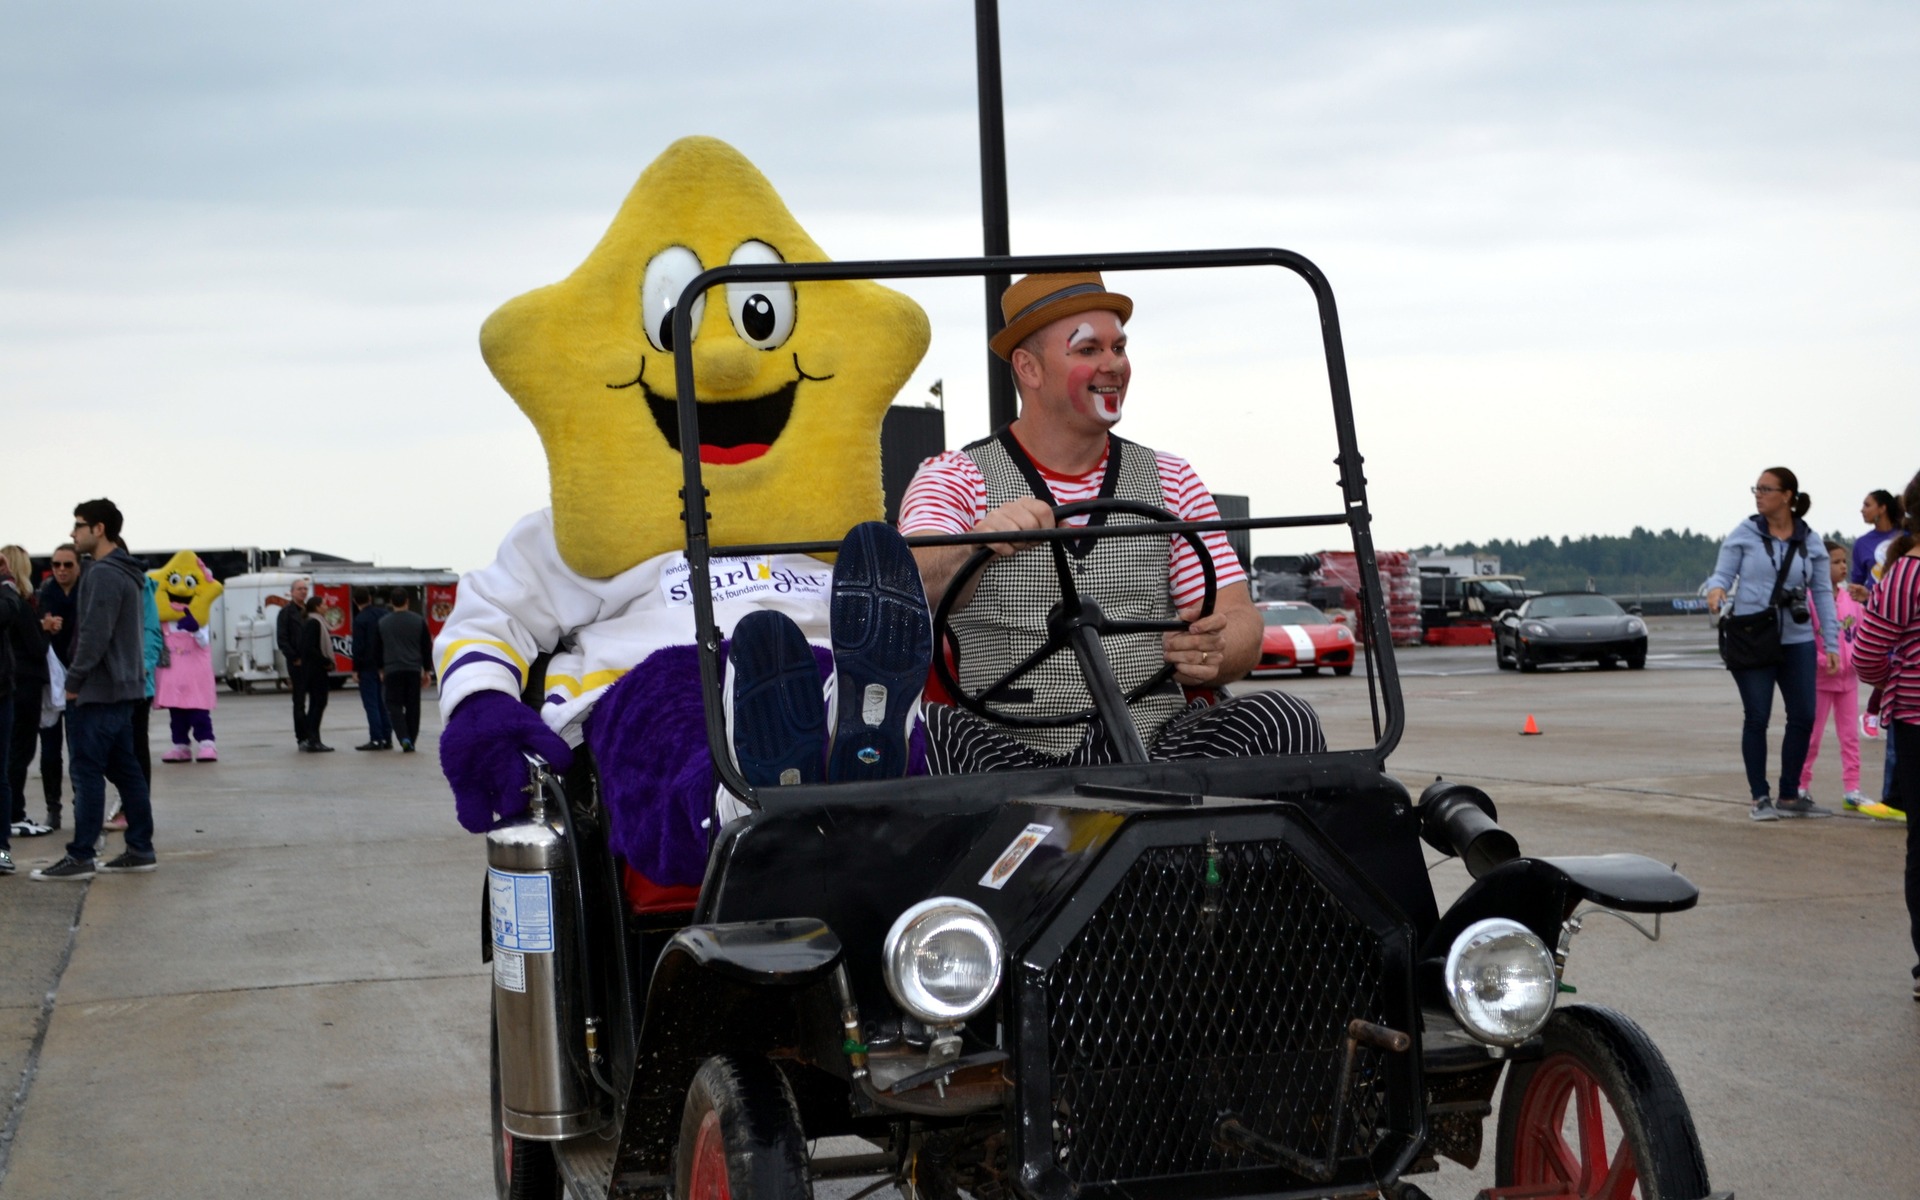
[149, 552, 224, 762]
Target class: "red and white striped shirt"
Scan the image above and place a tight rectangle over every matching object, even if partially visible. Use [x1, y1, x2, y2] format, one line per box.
[1856, 552, 1920, 726]
[899, 443, 1246, 609]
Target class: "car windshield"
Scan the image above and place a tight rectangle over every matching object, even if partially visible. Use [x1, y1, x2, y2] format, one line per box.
[1526, 595, 1623, 619]
[1262, 605, 1329, 626]
[1475, 580, 1516, 596]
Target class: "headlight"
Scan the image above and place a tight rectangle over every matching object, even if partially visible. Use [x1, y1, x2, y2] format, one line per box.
[1626, 618, 1646, 635]
[1522, 622, 1549, 638]
[1443, 918, 1557, 1046]
[1334, 626, 1352, 641]
[883, 898, 1003, 1025]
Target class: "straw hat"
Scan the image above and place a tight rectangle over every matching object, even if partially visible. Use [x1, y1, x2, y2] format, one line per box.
[988, 272, 1133, 360]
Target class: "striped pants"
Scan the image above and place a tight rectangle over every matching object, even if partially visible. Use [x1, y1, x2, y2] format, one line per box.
[923, 690, 1326, 774]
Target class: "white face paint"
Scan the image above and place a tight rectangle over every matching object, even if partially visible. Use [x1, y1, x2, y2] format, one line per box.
[1067, 322, 1098, 349]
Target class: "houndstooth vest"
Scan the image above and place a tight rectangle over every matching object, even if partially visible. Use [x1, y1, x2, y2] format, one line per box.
[953, 430, 1185, 757]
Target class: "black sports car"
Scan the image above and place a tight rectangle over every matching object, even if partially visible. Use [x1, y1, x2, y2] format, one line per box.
[1494, 592, 1648, 671]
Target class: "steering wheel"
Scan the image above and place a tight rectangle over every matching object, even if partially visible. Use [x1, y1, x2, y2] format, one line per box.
[930, 498, 1219, 762]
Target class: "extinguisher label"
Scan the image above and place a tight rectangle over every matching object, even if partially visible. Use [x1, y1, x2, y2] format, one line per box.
[494, 949, 526, 993]
[489, 869, 555, 955]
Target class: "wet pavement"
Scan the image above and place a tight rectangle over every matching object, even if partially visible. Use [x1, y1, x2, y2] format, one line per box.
[0, 616, 1912, 1199]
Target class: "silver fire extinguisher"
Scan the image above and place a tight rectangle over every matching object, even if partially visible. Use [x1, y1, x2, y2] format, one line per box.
[487, 756, 607, 1140]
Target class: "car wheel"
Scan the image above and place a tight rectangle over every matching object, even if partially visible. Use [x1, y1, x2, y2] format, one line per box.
[491, 1003, 563, 1200]
[1333, 664, 1353, 677]
[1496, 639, 1516, 670]
[1494, 1005, 1711, 1200]
[1515, 644, 1537, 673]
[676, 1055, 812, 1200]
[1626, 642, 1647, 670]
[1597, 656, 1618, 670]
[1301, 666, 1321, 677]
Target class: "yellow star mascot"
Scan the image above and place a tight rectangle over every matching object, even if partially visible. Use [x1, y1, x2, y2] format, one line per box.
[435, 137, 929, 891]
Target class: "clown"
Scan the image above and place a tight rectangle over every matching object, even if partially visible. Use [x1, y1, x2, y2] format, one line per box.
[435, 137, 930, 886]
[147, 551, 224, 762]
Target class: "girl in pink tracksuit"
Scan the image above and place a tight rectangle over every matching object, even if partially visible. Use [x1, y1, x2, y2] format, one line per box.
[1801, 540, 1866, 804]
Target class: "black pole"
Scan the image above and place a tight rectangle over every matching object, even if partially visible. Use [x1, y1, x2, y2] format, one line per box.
[975, 0, 1017, 429]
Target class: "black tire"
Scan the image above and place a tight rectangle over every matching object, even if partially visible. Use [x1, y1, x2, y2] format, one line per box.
[1597, 656, 1618, 670]
[1626, 646, 1647, 670]
[1301, 666, 1322, 677]
[1515, 644, 1538, 673]
[1494, 1005, 1710, 1200]
[1333, 664, 1354, 677]
[490, 1004, 563, 1200]
[675, 1055, 812, 1200]
[1496, 638, 1516, 670]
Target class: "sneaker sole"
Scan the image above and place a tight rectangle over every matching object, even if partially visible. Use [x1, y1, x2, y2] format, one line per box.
[30, 869, 96, 882]
[828, 522, 931, 782]
[1748, 807, 1780, 822]
[728, 610, 827, 789]
[97, 860, 158, 874]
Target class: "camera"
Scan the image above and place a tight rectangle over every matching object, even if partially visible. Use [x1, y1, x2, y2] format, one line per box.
[1782, 586, 1810, 624]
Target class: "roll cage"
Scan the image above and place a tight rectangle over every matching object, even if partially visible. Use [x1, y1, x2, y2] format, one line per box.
[666, 248, 1403, 808]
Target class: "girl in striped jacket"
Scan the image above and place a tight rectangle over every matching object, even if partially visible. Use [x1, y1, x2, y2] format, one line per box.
[1854, 470, 1920, 1001]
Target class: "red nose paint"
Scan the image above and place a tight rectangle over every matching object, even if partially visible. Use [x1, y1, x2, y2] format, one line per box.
[699, 443, 771, 466]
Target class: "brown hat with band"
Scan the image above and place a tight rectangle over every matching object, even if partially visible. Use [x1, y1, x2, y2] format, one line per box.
[988, 272, 1133, 360]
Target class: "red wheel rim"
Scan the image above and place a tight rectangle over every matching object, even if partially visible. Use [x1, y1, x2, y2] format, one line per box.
[1502, 1052, 1640, 1199]
[687, 1109, 732, 1200]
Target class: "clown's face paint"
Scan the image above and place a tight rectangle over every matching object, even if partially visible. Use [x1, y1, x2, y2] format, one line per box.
[1059, 314, 1128, 424]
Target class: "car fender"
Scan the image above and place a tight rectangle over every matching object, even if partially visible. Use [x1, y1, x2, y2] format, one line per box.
[613, 919, 845, 1179]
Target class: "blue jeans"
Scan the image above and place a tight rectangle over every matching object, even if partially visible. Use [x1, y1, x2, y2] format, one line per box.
[66, 701, 154, 861]
[1730, 639, 1817, 801]
[1893, 721, 1920, 978]
[358, 672, 391, 743]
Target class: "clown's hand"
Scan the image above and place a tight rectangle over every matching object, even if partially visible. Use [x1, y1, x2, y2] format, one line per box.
[439, 690, 574, 832]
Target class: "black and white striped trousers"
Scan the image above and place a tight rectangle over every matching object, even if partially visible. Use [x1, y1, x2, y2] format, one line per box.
[923, 690, 1326, 775]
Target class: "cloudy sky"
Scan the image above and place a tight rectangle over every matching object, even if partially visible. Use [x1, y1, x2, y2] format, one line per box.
[4, 0, 1915, 574]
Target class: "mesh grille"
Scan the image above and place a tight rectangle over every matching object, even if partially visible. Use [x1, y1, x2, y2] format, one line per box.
[1040, 838, 1392, 1184]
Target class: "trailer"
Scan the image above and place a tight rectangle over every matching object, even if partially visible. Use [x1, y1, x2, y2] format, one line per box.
[214, 563, 459, 692]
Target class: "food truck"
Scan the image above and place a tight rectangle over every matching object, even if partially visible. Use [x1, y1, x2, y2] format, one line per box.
[213, 561, 459, 690]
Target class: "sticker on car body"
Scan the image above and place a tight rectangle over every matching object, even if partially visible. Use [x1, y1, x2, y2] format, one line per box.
[979, 824, 1055, 890]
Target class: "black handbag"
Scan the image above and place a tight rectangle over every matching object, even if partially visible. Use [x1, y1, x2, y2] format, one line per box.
[1716, 532, 1803, 670]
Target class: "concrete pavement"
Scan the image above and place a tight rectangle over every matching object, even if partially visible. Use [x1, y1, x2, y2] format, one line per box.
[1, 617, 1913, 1199]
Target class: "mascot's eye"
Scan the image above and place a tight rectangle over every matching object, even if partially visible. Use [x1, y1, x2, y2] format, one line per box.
[184, 575, 199, 589]
[641, 245, 707, 354]
[168, 573, 183, 587]
[726, 241, 794, 351]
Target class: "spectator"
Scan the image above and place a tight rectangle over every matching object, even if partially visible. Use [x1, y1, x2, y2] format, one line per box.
[0, 551, 36, 875]
[376, 588, 433, 753]
[1799, 538, 1899, 818]
[32, 543, 81, 831]
[1704, 466, 1840, 821]
[1853, 469, 1920, 1000]
[297, 594, 335, 752]
[275, 577, 314, 750]
[1851, 489, 1906, 602]
[350, 585, 392, 751]
[31, 499, 158, 880]
[3, 545, 51, 842]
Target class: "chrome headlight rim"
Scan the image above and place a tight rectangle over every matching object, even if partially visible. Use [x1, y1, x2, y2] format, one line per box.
[882, 897, 1004, 1026]
[1444, 917, 1557, 1047]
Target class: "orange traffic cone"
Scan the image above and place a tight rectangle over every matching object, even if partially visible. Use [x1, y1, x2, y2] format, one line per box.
[1520, 714, 1541, 736]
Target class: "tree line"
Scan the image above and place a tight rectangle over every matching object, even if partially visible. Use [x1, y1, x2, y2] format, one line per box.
[1415, 527, 1742, 596]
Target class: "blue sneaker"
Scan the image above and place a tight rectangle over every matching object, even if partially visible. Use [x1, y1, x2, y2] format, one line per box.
[827, 522, 932, 782]
[726, 610, 827, 788]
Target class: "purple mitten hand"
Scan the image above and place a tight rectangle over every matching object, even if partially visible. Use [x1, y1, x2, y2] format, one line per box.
[177, 612, 200, 633]
[439, 690, 575, 832]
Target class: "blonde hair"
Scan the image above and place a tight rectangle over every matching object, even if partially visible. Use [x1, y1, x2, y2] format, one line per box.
[0, 545, 31, 592]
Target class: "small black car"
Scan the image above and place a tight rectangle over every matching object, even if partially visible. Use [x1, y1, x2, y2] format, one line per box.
[1494, 592, 1649, 672]
[482, 250, 1725, 1200]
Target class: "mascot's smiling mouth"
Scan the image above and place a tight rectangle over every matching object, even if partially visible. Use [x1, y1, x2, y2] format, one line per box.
[165, 590, 195, 610]
[611, 354, 832, 466]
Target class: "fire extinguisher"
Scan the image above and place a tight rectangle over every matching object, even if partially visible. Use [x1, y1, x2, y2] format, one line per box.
[487, 755, 609, 1140]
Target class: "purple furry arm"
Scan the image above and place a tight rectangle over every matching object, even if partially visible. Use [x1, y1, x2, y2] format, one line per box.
[439, 689, 575, 832]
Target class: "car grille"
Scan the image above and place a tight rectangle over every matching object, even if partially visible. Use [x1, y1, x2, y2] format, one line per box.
[1038, 837, 1395, 1185]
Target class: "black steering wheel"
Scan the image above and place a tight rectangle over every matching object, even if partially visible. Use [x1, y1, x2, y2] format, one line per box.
[930, 498, 1219, 762]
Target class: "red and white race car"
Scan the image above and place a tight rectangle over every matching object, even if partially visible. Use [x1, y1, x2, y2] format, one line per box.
[1252, 600, 1356, 677]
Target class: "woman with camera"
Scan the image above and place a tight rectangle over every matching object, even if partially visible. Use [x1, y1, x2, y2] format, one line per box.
[1705, 466, 1840, 821]
[1853, 470, 1920, 999]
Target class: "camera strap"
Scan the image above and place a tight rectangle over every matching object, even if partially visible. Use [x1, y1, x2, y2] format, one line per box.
[1751, 517, 1806, 611]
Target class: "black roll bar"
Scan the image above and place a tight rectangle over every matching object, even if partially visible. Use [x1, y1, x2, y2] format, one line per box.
[667, 248, 1404, 807]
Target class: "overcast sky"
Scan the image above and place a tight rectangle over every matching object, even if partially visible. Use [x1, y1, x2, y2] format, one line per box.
[3, 1, 1915, 574]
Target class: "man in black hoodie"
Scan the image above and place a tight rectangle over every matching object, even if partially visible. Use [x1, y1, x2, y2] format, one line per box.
[31, 499, 157, 881]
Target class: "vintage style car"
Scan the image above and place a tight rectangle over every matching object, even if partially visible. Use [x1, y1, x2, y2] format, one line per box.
[1495, 592, 1649, 672]
[482, 250, 1725, 1200]
[1253, 599, 1357, 676]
